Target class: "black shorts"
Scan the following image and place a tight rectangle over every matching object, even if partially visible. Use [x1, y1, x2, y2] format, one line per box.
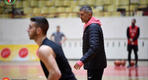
[127, 45, 138, 52]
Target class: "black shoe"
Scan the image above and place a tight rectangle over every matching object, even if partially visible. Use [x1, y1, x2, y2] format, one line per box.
[127, 65, 131, 68]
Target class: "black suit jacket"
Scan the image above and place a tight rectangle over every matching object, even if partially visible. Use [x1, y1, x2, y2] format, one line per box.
[80, 23, 107, 70]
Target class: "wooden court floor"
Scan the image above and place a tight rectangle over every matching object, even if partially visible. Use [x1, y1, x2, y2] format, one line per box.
[0, 61, 148, 80]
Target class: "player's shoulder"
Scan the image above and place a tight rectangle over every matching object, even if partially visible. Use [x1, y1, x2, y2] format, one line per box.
[38, 45, 56, 61]
[39, 45, 53, 54]
[135, 25, 140, 30]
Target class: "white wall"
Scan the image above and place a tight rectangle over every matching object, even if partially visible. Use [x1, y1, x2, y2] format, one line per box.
[62, 38, 148, 60]
[101, 17, 148, 38]
[0, 17, 148, 59]
[0, 18, 83, 44]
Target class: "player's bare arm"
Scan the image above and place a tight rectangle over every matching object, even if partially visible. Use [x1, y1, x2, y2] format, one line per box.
[38, 45, 61, 80]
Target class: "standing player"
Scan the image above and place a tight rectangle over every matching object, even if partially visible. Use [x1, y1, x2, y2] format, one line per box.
[27, 17, 76, 80]
[50, 26, 67, 46]
[127, 19, 140, 68]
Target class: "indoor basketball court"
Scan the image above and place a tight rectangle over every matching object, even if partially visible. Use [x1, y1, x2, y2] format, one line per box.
[0, 61, 148, 80]
[0, 0, 148, 80]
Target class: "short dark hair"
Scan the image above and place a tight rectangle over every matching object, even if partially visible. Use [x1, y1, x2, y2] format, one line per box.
[80, 5, 93, 14]
[57, 25, 60, 28]
[132, 18, 136, 22]
[30, 16, 49, 35]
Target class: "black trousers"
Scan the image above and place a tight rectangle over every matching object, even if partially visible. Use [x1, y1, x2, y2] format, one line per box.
[87, 68, 104, 80]
[127, 45, 138, 65]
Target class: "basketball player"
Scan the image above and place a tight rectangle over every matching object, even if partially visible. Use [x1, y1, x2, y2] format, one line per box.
[127, 19, 140, 68]
[27, 17, 76, 80]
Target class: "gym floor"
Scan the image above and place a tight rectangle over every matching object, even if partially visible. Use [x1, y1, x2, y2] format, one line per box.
[0, 61, 148, 80]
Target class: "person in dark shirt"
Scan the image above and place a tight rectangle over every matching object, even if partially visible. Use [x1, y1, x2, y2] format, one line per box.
[74, 5, 107, 80]
[127, 19, 140, 68]
[27, 16, 76, 80]
[50, 26, 67, 46]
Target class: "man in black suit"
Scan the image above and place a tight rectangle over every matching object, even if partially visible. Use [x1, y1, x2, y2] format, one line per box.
[74, 5, 107, 80]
